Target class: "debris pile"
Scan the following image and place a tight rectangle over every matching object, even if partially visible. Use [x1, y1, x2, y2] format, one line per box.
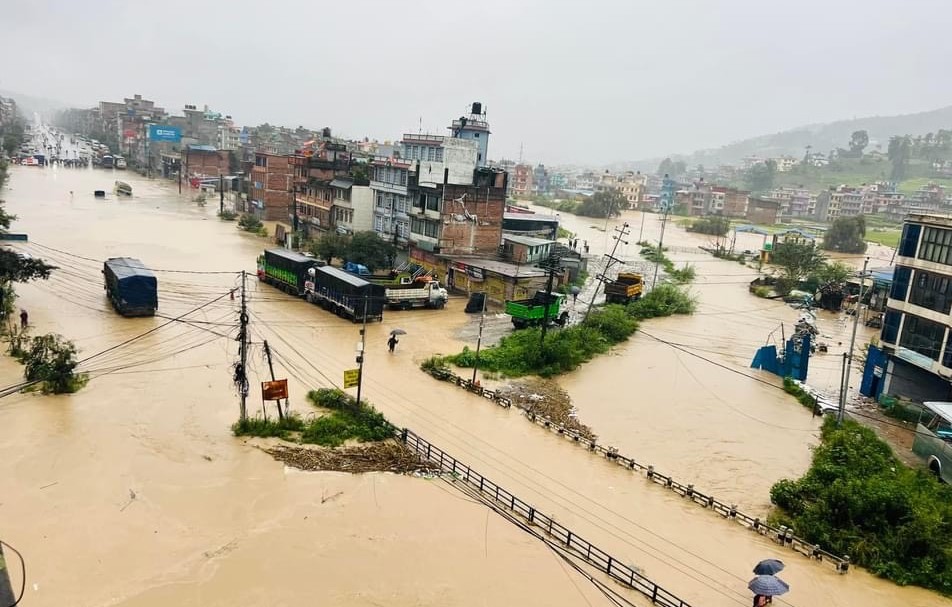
[497, 378, 596, 439]
[266, 441, 433, 474]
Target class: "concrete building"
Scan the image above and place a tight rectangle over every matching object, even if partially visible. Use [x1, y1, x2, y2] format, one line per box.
[448, 102, 490, 166]
[371, 158, 413, 245]
[532, 164, 550, 195]
[295, 142, 354, 235]
[502, 235, 554, 264]
[502, 211, 560, 240]
[217, 125, 241, 151]
[333, 184, 374, 234]
[251, 152, 296, 221]
[746, 196, 782, 225]
[511, 164, 533, 198]
[877, 214, 952, 402]
[437, 167, 509, 256]
[184, 145, 229, 179]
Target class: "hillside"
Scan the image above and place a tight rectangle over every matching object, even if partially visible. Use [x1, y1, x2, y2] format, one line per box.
[627, 104, 952, 170]
[0, 89, 72, 120]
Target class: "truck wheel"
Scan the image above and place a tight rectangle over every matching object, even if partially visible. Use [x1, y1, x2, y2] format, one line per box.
[435, 300, 446, 309]
[512, 319, 526, 329]
[558, 312, 570, 326]
[930, 458, 943, 482]
[402, 302, 412, 311]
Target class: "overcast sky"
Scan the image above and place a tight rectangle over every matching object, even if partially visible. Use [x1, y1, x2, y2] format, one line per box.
[4, 0, 952, 165]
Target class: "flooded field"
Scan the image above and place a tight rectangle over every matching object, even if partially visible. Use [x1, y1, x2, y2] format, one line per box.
[0, 166, 947, 607]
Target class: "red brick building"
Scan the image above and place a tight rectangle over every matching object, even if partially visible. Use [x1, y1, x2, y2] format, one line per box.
[438, 167, 508, 256]
[250, 152, 298, 221]
[184, 145, 229, 178]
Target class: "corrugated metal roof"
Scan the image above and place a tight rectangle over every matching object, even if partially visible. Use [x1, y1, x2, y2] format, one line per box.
[923, 401, 952, 422]
[504, 235, 554, 247]
[329, 178, 353, 189]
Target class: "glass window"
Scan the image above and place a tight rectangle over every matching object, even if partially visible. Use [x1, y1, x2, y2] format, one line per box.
[899, 313, 947, 361]
[890, 266, 911, 301]
[882, 309, 901, 344]
[909, 270, 952, 314]
[918, 226, 952, 265]
[899, 224, 920, 257]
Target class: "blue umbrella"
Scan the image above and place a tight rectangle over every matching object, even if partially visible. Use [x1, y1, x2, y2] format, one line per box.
[748, 575, 790, 597]
[753, 559, 785, 576]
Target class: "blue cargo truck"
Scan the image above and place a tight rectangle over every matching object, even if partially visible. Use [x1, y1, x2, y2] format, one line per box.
[103, 257, 158, 317]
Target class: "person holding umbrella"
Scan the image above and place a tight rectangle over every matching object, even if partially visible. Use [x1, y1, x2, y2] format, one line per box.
[388, 328, 406, 353]
[748, 559, 788, 606]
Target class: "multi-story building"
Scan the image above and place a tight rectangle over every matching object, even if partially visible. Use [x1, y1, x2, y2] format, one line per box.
[768, 186, 815, 218]
[217, 124, 241, 151]
[617, 171, 646, 209]
[295, 142, 353, 234]
[675, 181, 747, 217]
[448, 102, 490, 166]
[532, 164, 550, 195]
[511, 164, 533, 198]
[772, 156, 798, 172]
[877, 214, 952, 402]
[572, 172, 595, 194]
[250, 152, 297, 221]
[371, 158, 414, 245]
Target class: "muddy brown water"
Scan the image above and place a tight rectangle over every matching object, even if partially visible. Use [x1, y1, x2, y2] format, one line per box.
[0, 166, 945, 607]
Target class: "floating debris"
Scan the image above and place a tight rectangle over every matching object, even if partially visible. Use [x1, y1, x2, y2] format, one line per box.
[265, 441, 434, 474]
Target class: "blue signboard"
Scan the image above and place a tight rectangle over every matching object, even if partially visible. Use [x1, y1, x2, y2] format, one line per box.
[148, 125, 182, 142]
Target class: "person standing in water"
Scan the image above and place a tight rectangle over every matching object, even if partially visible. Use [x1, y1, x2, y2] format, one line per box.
[19, 309, 28, 329]
[387, 334, 398, 353]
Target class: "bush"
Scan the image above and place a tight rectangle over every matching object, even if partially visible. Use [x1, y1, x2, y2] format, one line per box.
[752, 285, 772, 298]
[770, 418, 952, 594]
[218, 209, 238, 221]
[583, 304, 639, 342]
[687, 216, 730, 236]
[232, 414, 305, 439]
[22, 333, 87, 393]
[782, 377, 817, 410]
[238, 213, 263, 233]
[627, 284, 696, 320]
[668, 263, 696, 283]
[301, 388, 395, 447]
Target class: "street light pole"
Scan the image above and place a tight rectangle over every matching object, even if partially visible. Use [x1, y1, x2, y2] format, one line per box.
[838, 257, 870, 426]
[471, 294, 486, 384]
[355, 297, 369, 406]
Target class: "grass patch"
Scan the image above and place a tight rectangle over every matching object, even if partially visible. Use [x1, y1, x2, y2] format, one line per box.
[770, 417, 952, 595]
[782, 377, 817, 411]
[445, 286, 695, 378]
[638, 245, 695, 284]
[865, 228, 901, 248]
[232, 414, 306, 439]
[301, 388, 395, 447]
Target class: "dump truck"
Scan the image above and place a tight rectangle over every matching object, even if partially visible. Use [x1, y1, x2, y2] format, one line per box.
[505, 291, 568, 329]
[305, 265, 386, 322]
[605, 272, 644, 305]
[103, 257, 158, 317]
[383, 280, 448, 310]
[257, 248, 322, 296]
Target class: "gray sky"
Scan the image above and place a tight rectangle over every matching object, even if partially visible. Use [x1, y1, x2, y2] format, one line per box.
[5, 0, 952, 165]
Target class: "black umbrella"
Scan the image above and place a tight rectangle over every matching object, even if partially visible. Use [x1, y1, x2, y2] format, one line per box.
[748, 575, 790, 597]
[753, 559, 785, 576]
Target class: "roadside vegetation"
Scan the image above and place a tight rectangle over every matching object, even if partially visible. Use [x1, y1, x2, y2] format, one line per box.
[218, 209, 238, 221]
[686, 215, 730, 237]
[237, 213, 268, 237]
[7, 332, 87, 394]
[638, 244, 695, 283]
[442, 286, 696, 378]
[310, 231, 397, 271]
[770, 417, 952, 595]
[232, 388, 395, 447]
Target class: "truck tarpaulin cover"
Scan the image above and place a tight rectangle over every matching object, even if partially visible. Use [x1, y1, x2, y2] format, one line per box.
[261, 379, 289, 401]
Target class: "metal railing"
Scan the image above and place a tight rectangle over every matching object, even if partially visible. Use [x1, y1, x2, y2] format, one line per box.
[398, 428, 695, 607]
[422, 367, 851, 573]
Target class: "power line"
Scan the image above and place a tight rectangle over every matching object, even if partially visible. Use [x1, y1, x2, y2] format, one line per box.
[23, 241, 241, 275]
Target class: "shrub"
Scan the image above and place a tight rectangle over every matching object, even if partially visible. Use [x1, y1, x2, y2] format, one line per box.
[627, 284, 696, 320]
[668, 263, 696, 283]
[583, 304, 639, 343]
[301, 388, 395, 446]
[687, 216, 730, 236]
[218, 209, 238, 221]
[752, 285, 771, 298]
[22, 333, 87, 393]
[770, 418, 952, 594]
[232, 414, 305, 439]
[238, 213, 263, 233]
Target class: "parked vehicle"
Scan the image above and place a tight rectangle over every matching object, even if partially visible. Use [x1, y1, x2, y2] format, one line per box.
[103, 257, 158, 317]
[100, 155, 114, 169]
[257, 248, 321, 296]
[115, 181, 132, 196]
[505, 291, 568, 329]
[383, 280, 448, 310]
[115, 156, 127, 169]
[605, 272, 644, 305]
[912, 401, 952, 483]
[305, 266, 385, 322]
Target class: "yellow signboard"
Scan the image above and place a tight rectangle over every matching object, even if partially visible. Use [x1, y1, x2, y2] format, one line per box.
[343, 368, 360, 389]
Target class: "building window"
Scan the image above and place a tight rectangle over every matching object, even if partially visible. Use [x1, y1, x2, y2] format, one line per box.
[474, 133, 480, 138]
[882, 309, 901, 343]
[944, 331, 952, 368]
[899, 313, 947, 361]
[909, 270, 952, 314]
[427, 194, 440, 212]
[917, 226, 952, 265]
[890, 266, 911, 301]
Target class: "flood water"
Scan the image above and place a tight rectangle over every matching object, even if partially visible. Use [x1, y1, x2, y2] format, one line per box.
[0, 165, 946, 607]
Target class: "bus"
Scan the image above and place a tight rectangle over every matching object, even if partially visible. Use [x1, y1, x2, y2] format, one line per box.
[101, 155, 114, 169]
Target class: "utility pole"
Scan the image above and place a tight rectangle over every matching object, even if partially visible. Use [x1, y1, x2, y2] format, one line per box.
[262, 340, 286, 420]
[355, 297, 369, 406]
[638, 208, 646, 243]
[585, 222, 631, 321]
[652, 174, 675, 290]
[838, 257, 869, 426]
[219, 173, 225, 215]
[237, 271, 249, 420]
[471, 293, 486, 384]
[539, 251, 560, 348]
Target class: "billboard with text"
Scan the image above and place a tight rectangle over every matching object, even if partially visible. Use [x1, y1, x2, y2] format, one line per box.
[148, 125, 182, 142]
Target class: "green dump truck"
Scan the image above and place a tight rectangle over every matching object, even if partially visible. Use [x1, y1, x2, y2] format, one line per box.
[505, 291, 569, 329]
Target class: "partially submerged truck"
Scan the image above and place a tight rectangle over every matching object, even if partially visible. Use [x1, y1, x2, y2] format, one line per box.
[305, 265, 386, 322]
[505, 291, 569, 329]
[103, 257, 158, 317]
[605, 272, 643, 305]
[257, 248, 323, 296]
[344, 261, 448, 310]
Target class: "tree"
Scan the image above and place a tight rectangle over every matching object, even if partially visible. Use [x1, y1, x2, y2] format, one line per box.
[311, 232, 351, 264]
[815, 260, 853, 284]
[887, 135, 911, 181]
[848, 130, 869, 156]
[576, 188, 625, 218]
[744, 160, 777, 192]
[22, 333, 85, 393]
[822, 215, 867, 254]
[347, 231, 396, 272]
[771, 242, 826, 295]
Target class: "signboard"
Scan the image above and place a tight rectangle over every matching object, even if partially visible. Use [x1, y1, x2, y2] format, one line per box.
[343, 369, 360, 389]
[148, 124, 182, 142]
[261, 379, 289, 401]
[123, 129, 137, 139]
